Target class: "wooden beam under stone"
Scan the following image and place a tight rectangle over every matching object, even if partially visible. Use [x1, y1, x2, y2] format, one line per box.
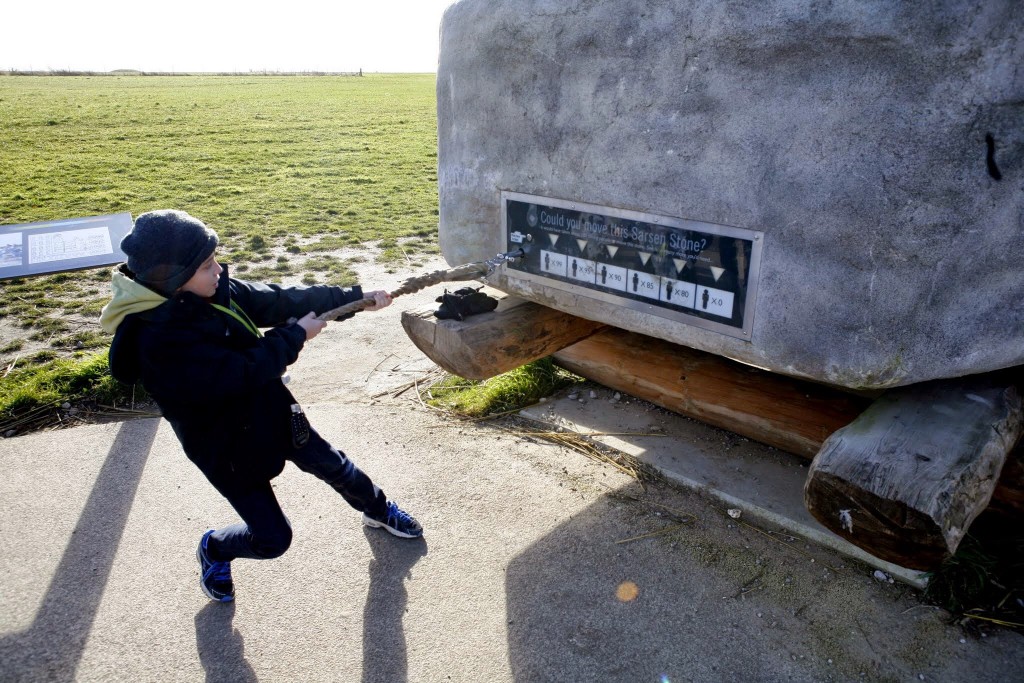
[405, 307, 1023, 569]
[400, 294, 606, 380]
[804, 376, 1023, 570]
[553, 327, 872, 458]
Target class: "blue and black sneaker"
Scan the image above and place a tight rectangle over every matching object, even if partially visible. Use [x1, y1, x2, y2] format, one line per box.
[197, 530, 235, 602]
[363, 502, 424, 539]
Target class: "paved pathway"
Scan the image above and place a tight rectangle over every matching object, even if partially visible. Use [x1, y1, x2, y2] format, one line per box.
[2, 270, 1022, 682]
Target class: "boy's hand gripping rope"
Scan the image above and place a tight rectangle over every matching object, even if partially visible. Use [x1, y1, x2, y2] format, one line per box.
[313, 248, 525, 323]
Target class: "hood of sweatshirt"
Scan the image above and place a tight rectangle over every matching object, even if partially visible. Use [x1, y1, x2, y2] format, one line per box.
[99, 269, 167, 334]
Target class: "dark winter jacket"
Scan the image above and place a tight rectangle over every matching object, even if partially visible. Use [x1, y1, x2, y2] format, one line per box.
[101, 264, 363, 496]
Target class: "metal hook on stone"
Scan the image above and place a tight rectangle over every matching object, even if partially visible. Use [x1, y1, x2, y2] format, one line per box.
[483, 247, 526, 276]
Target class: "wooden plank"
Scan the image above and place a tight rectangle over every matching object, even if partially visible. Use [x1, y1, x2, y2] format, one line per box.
[804, 377, 1023, 570]
[553, 327, 871, 458]
[401, 295, 606, 380]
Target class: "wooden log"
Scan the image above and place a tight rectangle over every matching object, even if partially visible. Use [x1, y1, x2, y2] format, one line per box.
[989, 442, 1024, 519]
[553, 327, 871, 458]
[406, 307, 1023, 567]
[804, 377, 1023, 570]
[553, 326, 1024, 567]
[401, 294, 606, 380]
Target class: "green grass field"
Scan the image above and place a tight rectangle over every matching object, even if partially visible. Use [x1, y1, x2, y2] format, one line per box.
[0, 73, 440, 425]
[0, 74, 438, 235]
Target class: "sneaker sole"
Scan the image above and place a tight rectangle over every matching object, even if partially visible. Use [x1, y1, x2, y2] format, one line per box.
[362, 515, 423, 539]
[196, 544, 235, 603]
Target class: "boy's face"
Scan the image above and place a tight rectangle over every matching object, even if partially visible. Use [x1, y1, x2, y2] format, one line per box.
[178, 253, 222, 298]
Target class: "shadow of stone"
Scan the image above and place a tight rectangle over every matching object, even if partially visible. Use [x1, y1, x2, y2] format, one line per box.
[504, 480, 811, 682]
[0, 418, 159, 682]
[360, 529, 428, 683]
[195, 601, 258, 683]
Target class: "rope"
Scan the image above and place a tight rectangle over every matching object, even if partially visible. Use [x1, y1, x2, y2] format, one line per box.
[315, 261, 490, 322]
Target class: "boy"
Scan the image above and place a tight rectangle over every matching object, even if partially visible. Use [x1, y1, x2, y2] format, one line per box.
[100, 209, 421, 603]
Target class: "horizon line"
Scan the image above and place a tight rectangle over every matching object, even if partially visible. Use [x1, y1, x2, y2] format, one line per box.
[0, 69, 438, 76]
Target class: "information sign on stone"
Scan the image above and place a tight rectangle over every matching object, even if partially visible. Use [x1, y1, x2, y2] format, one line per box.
[503, 192, 763, 340]
[0, 213, 134, 281]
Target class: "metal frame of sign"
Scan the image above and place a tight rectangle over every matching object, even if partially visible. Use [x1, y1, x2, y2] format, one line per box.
[0, 213, 133, 281]
[501, 191, 764, 341]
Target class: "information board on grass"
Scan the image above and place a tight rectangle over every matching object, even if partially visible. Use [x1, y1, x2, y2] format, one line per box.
[502, 192, 763, 340]
[0, 213, 133, 280]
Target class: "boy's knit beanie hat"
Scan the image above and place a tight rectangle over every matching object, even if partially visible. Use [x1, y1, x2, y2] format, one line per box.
[121, 210, 218, 296]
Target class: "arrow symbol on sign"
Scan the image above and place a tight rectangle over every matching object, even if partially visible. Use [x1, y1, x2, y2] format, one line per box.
[638, 251, 651, 266]
[673, 258, 687, 273]
[576, 239, 588, 253]
[606, 245, 619, 258]
[711, 266, 725, 282]
[547, 233, 560, 248]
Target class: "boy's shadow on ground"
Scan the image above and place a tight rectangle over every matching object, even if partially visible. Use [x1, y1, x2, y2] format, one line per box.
[361, 529, 429, 683]
[0, 418, 157, 682]
[195, 601, 258, 683]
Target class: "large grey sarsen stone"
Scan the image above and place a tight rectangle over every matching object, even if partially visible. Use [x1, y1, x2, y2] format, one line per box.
[436, 0, 1023, 390]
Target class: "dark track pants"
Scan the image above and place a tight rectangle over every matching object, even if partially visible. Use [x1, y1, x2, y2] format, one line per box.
[205, 429, 388, 562]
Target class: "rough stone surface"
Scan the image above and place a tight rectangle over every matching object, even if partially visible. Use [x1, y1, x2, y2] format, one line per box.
[437, 0, 1023, 389]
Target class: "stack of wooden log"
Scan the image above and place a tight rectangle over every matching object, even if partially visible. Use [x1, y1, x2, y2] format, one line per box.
[402, 295, 1023, 571]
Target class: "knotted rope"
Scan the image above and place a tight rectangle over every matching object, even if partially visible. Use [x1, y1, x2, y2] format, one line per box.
[315, 255, 518, 323]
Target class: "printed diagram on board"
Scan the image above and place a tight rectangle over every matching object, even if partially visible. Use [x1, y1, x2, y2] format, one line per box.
[27, 227, 113, 265]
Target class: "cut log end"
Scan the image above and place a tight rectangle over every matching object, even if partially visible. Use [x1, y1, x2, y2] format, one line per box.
[805, 472, 952, 570]
[401, 294, 605, 380]
[804, 378, 1023, 570]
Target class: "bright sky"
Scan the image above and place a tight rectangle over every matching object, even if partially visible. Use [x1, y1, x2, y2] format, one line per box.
[1, 1, 457, 73]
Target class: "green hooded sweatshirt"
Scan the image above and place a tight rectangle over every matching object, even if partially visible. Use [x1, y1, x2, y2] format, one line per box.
[99, 270, 167, 334]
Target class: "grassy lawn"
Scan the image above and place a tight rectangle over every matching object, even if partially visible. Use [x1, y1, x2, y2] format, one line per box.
[0, 73, 440, 427]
